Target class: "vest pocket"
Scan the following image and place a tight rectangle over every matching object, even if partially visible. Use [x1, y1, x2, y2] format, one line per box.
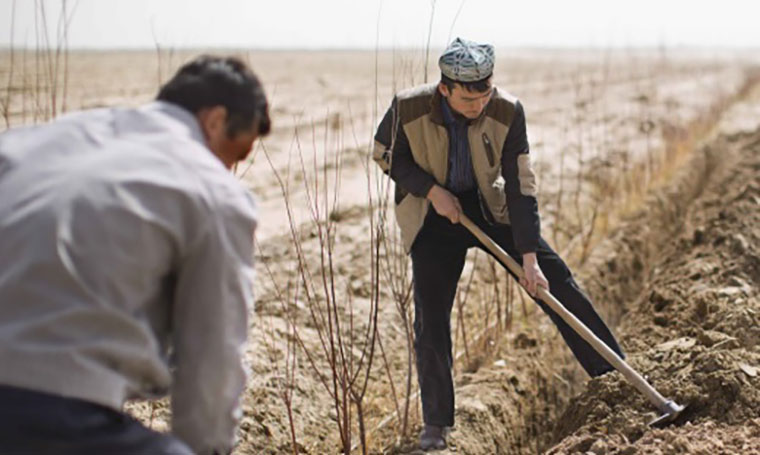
[475, 131, 508, 224]
[482, 133, 496, 167]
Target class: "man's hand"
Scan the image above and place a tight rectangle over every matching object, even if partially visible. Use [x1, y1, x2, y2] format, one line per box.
[426, 185, 462, 224]
[520, 252, 549, 297]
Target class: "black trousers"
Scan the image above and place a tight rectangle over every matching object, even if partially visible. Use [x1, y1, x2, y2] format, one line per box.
[0, 385, 192, 455]
[411, 191, 624, 427]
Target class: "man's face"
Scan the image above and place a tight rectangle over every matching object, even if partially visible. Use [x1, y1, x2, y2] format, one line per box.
[439, 82, 493, 119]
[217, 128, 259, 167]
[197, 106, 260, 169]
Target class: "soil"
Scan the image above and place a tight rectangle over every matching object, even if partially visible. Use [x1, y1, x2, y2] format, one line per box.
[5, 50, 760, 454]
[543, 118, 760, 454]
[230, 51, 760, 455]
[143, 53, 760, 455]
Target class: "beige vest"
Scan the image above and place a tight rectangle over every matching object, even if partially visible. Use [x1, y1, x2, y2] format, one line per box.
[375, 84, 536, 252]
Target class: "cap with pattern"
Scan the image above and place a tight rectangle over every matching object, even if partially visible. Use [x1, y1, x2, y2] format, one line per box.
[438, 37, 495, 82]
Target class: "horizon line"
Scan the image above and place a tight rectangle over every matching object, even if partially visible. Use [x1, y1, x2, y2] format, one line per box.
[1, 44, 759, 53]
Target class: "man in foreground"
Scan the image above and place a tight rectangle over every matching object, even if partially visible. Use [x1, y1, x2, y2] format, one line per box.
[373, 38, 624, 451]
[0, 55, 270, 454]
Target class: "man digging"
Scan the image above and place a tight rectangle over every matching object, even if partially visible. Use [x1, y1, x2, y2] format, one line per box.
[374, 38, 625, 451]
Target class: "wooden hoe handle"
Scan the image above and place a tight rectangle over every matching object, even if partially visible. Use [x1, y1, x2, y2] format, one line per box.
[459, 214, 673, 413]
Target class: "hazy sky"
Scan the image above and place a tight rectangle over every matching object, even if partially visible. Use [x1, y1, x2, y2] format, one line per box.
[1, 0, 759, 50]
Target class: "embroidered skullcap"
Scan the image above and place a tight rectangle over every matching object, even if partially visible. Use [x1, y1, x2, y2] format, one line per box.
[438, 37, 495, 82]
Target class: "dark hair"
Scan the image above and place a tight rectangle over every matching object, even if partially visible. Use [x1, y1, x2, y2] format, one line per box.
[440, 73, 492, 93]
[157, 55, 271, 137]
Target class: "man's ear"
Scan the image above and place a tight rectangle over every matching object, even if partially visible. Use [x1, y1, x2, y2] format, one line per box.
[196, 106, 228, 142]
[438, 82, 450, 98]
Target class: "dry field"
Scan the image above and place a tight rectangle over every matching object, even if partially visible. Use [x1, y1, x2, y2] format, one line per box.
[2, 48, 760, 454]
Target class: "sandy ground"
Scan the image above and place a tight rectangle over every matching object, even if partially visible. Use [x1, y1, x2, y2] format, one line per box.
[236, 51, 760, 454]
[546, 86, 760, 455]
[2, 49, 760, 454]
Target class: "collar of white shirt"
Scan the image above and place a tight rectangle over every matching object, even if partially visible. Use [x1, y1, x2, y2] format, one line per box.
[141, 101, 207, 147]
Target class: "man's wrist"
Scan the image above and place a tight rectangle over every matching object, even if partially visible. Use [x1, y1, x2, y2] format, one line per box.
[426, 184, 440, 201]
[522, 252, 537, 264]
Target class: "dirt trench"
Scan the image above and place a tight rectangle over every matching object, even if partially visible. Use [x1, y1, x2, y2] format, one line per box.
[548, 128, 760, 455]
[440, 104, 760, 453]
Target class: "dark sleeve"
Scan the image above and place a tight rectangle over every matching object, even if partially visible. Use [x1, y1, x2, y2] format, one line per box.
[501, 100, 540, 254]
[374, 98, 436, 199]
[372, 99, 396, 173]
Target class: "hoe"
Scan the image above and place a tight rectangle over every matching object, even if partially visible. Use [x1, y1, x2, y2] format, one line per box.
[460, 214, 687, 427]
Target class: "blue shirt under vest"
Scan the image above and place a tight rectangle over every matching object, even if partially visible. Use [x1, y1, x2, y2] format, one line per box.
[441, 99, 477, 193]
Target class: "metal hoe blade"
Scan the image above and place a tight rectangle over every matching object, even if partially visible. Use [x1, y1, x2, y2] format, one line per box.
[650, 400, 687, 427]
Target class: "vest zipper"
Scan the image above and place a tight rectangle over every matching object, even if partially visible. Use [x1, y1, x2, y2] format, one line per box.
[477, 188, 496, 225]
[482, 133, 495, 166]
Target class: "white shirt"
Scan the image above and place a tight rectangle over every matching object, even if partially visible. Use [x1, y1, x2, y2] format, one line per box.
[0, 101, 257, 454]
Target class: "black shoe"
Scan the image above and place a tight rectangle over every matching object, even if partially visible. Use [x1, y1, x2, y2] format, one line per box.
[419, 425, 447, 451]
